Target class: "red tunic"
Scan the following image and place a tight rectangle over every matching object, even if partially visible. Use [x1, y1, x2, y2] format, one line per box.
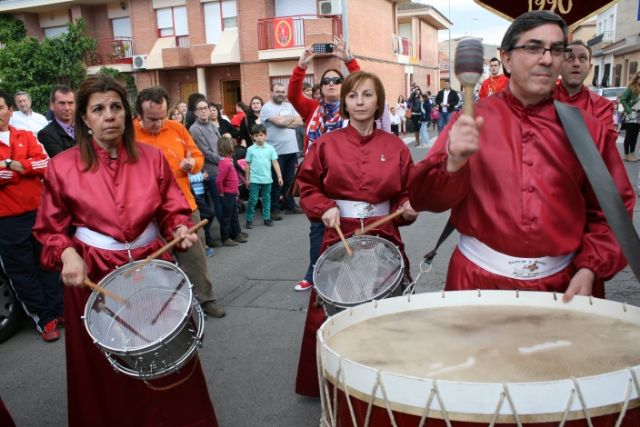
[554, 83, 617, 141]
[33, 142, 218, 427]
[408, 88, 634, 292]
[478, 74, 509, 98]
[295, 125, 414, 396]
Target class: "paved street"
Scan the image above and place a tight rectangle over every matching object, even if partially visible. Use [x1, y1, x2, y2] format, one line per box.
[1, 141, 640, 427]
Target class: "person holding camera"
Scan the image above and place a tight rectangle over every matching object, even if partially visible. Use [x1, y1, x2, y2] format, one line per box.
[287, 37, 360, 293]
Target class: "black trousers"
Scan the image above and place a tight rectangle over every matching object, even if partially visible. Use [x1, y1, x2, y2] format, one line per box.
[0, 211, 62, 330]
[623, 122, 640, 154]
[220, 194, 241, 241]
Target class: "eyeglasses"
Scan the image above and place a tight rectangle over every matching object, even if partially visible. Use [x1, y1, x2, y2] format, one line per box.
[196, 107, 209, 111]
[510, 44, 568, 58]
[321, 76, 343, 85]
[564, 54, 589, 64]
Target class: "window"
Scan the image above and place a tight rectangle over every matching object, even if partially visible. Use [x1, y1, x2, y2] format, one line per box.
[44, 26, 67, 38]
[204, 1, 237, 45]
[112, 17, 132, 39]
[221, 0, 237, 29]
[630, 62, 638, 80]
[156, 6, 188, 38]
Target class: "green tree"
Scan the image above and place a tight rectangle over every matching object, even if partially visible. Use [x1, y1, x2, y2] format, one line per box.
[0, 18, 95, 113]
[0, 14, 26, 44]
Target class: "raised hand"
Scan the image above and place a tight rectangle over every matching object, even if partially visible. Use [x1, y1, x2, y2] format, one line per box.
[332, 36, 352, 62]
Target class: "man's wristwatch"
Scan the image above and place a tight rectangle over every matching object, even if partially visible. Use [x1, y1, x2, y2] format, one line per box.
[4, 159, 11, 169]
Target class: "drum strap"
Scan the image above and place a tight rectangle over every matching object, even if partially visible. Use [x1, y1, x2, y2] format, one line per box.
[423, 219, 455, 265]
[555, 100, 640, 283]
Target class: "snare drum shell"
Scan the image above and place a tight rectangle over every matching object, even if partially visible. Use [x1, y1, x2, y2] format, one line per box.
[83, 259, 204, 379]
[318, 291, 640, 426]
[313, 235, 405, 314]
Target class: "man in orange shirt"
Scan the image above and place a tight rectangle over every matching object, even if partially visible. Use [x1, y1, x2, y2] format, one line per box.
[479, 57, 509, 98]
[134, 86, 225, 318]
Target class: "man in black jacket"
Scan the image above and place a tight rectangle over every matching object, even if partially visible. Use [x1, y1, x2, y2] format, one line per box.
[37, 85, 75, 157]
[434, 79, 460, 133]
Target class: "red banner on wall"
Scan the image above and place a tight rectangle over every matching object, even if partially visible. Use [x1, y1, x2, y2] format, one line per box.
[273, 17, 294, 49]
[474, 0, 621, 29]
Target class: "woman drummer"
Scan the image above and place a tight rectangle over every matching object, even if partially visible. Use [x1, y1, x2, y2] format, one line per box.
[32, 74, 218, 427]
[295, 70, 418, 397]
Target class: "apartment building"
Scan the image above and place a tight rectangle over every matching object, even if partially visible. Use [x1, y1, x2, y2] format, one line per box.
[588, 0, 640, 87]
[0, 0, 449, 114]
[439, 36, 500, 93]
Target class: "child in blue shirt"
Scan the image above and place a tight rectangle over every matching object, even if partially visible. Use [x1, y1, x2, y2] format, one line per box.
[245, 124, 283, 227]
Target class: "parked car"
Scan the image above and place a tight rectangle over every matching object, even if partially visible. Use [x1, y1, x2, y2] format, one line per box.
[591, 86, 627, 101]
[0, 266, 21, 343]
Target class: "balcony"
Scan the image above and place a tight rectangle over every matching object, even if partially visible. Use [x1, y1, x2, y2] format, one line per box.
[394, 35, 412, 65]
[588, 31, 614, 46]
[86, 37, 133, 67]
[257, 14, 342, 61]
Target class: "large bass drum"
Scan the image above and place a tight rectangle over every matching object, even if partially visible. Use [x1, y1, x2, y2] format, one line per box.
[318, 290, 640, 426]
[83, 259, 204, 380]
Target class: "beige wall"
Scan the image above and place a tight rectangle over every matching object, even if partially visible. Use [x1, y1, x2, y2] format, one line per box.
[616, 0, 640, 39]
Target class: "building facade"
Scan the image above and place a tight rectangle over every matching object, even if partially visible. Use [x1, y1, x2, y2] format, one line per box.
[0, 0, 449, 114]
[588, 0, 640, 88]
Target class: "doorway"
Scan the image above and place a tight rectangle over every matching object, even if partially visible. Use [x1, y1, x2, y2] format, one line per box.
[221, 80, 241, 119]
[180, 81, 199, 104]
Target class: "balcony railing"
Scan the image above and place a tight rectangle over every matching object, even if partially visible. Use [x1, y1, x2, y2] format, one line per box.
[257, 14, 342, 50]
[86, 37, 133, 66]
[588, 31, 614, 46]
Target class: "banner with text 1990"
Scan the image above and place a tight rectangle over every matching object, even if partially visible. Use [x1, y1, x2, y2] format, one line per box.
[474, 0, 622, 29]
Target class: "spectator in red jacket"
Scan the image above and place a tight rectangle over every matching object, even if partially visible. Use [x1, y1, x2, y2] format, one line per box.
[0, 89, 63, 342]
[287, 36, 361, 293]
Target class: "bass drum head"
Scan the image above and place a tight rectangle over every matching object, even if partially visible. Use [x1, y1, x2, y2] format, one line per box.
[313, 235, 404, 310]
[84, 259, 193, 354]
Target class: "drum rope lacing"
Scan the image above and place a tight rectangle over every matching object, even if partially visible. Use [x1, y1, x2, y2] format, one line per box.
[320, 365, 640, 426]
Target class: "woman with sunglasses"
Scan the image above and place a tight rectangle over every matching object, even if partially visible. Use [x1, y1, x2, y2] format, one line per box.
[287, 38, 361, 296]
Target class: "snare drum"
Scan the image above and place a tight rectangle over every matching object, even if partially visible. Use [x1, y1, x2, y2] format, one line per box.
[313, 235, 405, 315]
[83, 259, 204, 380]
[318, 290, 640, 426]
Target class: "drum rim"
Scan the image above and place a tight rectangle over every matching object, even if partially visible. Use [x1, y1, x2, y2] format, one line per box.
[317, 290, 640, 421]
[83, 259, 194, 353]
[313, 235, 405, 307]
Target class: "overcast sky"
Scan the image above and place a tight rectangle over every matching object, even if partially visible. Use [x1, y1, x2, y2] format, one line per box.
[416, 0, 512, 46]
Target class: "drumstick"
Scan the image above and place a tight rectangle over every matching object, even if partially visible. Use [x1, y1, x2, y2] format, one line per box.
[145, 219, 209, 261]
[83, 278, 128, 305]
[334, 224, 352, 257]
[354, 209, 405, 236]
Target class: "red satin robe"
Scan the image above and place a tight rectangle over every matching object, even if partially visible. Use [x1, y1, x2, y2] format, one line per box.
[554, 83, 617, 141]
[33, 142, 218, 427]
[295, 125, 415, 397]
[408, 88, 634, 293]
[478, 74, 509, 98]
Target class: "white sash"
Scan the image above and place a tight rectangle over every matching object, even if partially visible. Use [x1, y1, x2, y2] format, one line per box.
[458, 234, 574, 280]
[75, 222, 158, 251]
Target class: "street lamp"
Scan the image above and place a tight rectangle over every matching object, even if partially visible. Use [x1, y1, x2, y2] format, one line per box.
[470, 18, 479, 37]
